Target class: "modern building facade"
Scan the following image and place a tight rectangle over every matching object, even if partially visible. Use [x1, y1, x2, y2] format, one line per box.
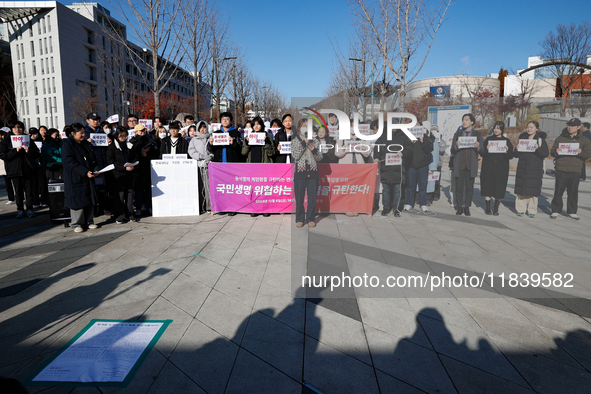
[405, 75, 500, 99]
[0, 1, 203, 129]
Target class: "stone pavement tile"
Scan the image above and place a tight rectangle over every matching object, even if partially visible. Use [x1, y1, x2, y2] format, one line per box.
[303, 337, 380, 394]
[240, 311, 304, 380]
[170, 318, 240, 394]
[538, 326, 591, 373]
[70, 387, 101, 393]
[147, 360, 207, 394]
[10, 350, 58, 394]
[460, 298, 583, 368]
[161, 272, 211, 317]
[198, 243, 238, 266]
[365, 325, 455, 394]
[357, 298, 431, 349]
[227, 252, 268, 282]
[225, 348, 301, 394]
[253, 283, 305, 333]
[262, 259, 291, 294]
[306, 303, 372, 365]
[439, 354, 535, 394]
[209, 231, 245, 249]
[417, 313, 528, 387]
[506, 298, 591, 335]
[375, 370, 425, 394]
[150, 244, 207, 265]
[214, 267, 261, 308]
[181, 256, 225, 288]
[101, 349, 167, 394]
[235, 241, 274, 262]
[141, 296, 194, 355]
[493, 336, 591, 394]
[219, 221, 253, 238]
[196, 289, 252, 343]
[0, 357, 30, 379]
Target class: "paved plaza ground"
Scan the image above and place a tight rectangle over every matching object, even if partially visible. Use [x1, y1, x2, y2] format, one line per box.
[1, 165, 591, 394]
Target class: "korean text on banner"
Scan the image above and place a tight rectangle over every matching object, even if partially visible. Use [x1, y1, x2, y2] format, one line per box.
[428, 171, 440, 181]
[212, 133, 230, 145]
[559, 143, 579, 155]
[90, 133, 109, 147]
[385, 153, 402, 166]
[248, 132, 265, 145]
[409, 126, 425, 139]
[280, 141, 291, 154]
[139, 119, 153, 130]
[11, 135, 30, 148]
[328, 126, 339, 138]
[488, 140, 506, 153]
[517, 139, 537, 152]
[268, 128, 280, 137]
[210, 123, 222, 132]
[106, 114, 119, 124]
[458, 136, 477, 149]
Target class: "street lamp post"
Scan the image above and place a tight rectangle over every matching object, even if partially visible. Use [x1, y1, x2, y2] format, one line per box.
[210, 56, 237, 123]
[349, 57, 375, 121]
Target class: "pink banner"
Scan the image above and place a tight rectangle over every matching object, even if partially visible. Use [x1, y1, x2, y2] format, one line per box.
[209, 163, 293, 213]
[208, 163, 377, 214]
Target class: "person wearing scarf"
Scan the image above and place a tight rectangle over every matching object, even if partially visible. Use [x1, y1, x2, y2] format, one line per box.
[189, 120, 214, 213]
[107, 127, 139, 224]
[160, 121, 189, 156]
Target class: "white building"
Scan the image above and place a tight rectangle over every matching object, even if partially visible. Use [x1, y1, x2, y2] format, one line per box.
[0, 1, 199, 128]
[405, 75, 500, 99]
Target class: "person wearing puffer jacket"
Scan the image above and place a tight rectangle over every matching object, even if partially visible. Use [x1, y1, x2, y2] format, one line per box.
[106, 127, 139, 224]
[188, 120, 214, 213]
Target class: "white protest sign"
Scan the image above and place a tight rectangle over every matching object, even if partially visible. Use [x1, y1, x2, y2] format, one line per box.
[106, 114, 119, 124]
[385, 153, 402, 166]
[458, 136, 477, 149]
[488, 140, 506, 153]
[139, 119, 153, 129]
[210, 123, 222, 132]
[35, 141, 43, 149]
[240, 128, 252, 138]
[268, 127, 280, 137]
[247, 132, 265, 146]
[90, 133, 109, 147]
[11, 135, 30, 148]
[127, 129, 135, 141]
[280, 141, 291, 154]
[517, 139, 537, 152]
[328, 126, 339, 138]
[358, 124, 371, 135]
[212, 133, 230, 145]
[346, 140, 364, 152]
[409, 126, 425, 139]
[179, 125, 190, 136]
[559, 143, 579, 155]
[320, 142, 329, 154]
[60, 130, 67, 139]
[428, 170, 440, 181]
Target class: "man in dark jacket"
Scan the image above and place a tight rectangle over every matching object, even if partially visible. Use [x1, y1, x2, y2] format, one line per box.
[62, 123, 98, 232]
[404, 128, 433, 212]
[85, 112, 110, 216]
[374, 127, 413, 216]
[580, 122, 591, 181]
[274, 114, 293, 164]
[160, 121, 189, 156]
[550, 118, 591, 220]
[0, 121, 40, 218]
[130, 123, 158, 216]
[450, 114, 484, 216]
[207, 112, 242, 163]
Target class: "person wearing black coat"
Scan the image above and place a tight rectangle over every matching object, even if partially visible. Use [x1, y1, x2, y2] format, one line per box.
[316, 125, 338, 163]
[479, 121, 514, 215]
[273, 114, 293, 164]
[61, 123, 98, 232]
[450, 114, 484, 216]
[130, 124, 159, 216]
[374, 128, 413, 216]
[404, 129, 433, 212]
[160, 121, 189, 156]
[0, 122, 41, 218]
[207, 113, 242, 163]
[580, 122, 591, 181]
[513, 120, 549, 218]
[107, 127, 140, 224]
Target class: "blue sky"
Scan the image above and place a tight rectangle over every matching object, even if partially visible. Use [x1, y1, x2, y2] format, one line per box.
[73, 0, 591, 100]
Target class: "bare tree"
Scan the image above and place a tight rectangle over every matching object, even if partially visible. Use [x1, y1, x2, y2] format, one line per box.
[205, 15, 234, 122]
[540, 21, 591, 116]
[229, 56, 253, 124]
[104, 0, 187, 118]
[181, 0, 212, 119]
[351, 0, 453, 110]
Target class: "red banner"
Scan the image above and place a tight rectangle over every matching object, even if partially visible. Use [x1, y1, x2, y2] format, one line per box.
[315, 164, 377, 214]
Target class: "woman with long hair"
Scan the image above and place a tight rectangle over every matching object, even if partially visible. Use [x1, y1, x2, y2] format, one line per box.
[480, 121, 513, 215]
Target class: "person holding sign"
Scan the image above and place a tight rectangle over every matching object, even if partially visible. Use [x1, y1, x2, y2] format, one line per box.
[0, 121, 40, 218]
[403, 124, 434, 213]
[549, 118, 591, 220]
[241, 116, 275, 164]
[513, 121, 549, 218]
[208, 112, 241, 163]
[40, 128, 63, 179]
[188, 121, 213, 214]
[292, 119, 323, 227]
[374, 125, 412, 217]
[107, 127, 139, 224]
[61, 123, 98, 232]
[449, 114, 483, 216]
[316, 125, 337, 164]
[161, 121, 189, 156]
[274, 114, 293, 164]
[480, 121, 513, 215]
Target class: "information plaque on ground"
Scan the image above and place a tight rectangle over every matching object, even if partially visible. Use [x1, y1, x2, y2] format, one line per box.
[24, 319, 171, 387]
